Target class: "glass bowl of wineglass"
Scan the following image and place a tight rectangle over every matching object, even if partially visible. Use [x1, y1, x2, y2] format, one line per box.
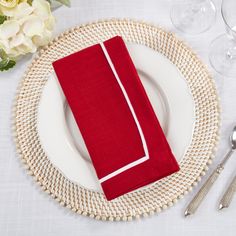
[170, 0, 216, 35]
[209, 0, 236, 77]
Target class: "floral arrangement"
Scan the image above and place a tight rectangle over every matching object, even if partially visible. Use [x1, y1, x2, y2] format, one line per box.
[0, 0, 70, 71]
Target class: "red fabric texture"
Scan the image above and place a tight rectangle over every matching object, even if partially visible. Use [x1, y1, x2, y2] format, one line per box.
[52, 36, 179, 200]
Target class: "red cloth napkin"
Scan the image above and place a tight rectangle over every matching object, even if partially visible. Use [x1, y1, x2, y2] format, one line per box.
[52, 36, 179, 200]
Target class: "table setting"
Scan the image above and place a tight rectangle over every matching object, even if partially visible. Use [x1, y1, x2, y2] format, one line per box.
[0, 0, 236, 235]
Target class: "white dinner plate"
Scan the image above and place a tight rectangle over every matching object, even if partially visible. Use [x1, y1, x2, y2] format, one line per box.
[37, 43, 195, 192]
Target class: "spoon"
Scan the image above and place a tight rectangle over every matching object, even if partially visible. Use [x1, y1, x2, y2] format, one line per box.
[184, 125, 236, 217]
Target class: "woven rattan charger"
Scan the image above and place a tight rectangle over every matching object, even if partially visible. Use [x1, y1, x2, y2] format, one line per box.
[12, 19, 220, 221]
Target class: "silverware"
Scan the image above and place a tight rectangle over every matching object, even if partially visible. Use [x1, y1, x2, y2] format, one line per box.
[184, 125, 236, 217]
[219, 174, 236, 210]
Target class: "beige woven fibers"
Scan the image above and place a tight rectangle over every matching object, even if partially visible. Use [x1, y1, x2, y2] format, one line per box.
[12, 19, 220, 221]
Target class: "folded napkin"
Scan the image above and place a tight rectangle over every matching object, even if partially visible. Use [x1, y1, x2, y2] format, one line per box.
[52, 36, 179, 200]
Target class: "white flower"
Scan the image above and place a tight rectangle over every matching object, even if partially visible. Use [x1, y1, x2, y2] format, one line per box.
[0, 0, 55, 58]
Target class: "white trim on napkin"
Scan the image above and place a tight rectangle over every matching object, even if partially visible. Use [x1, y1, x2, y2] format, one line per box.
[99, 42, 149, 184]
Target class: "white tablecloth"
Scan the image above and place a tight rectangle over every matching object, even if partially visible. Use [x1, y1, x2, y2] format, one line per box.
[1, 0, 236, 235]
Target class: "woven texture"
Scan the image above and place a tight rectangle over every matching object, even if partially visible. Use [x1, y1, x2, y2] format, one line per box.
[12, 19, 220, 221]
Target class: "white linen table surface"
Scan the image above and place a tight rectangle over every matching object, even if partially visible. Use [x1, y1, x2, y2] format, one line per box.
[1, 0, 236, 235]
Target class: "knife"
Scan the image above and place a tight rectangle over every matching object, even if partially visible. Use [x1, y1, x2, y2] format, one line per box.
[219, 175, 236, 210]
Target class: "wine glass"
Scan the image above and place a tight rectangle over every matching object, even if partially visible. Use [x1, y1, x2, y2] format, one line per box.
[170, 0, 216, 34]
[209, 0, 236, 77]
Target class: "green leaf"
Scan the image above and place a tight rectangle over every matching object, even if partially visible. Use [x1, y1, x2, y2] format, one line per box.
[0, 15, 7, 25]
[27, 0, 33, 5]
[0, 49, 16, 71]
[53, 0, 70, 7]
[0, 58, 16, 71]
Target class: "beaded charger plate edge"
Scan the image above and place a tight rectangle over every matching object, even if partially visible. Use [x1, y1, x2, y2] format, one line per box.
[12, 19, 221, 221]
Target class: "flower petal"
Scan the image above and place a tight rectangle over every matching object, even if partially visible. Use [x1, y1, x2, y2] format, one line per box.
[45, 15, 55, 31]
[9, 33, 24, 47]
[32, 29, 52, 46]
[14, 2, 33, 19]
[17, 37, 37, 54]
[0, 1, 31, 18]
[22, 16, 44, 37]
[0, 38, 10, 52]
[32, 0, 51, 20]
[0, 20, 19, 39]
[0, 38, 19, 57]
[0, 5, 16, 17]
[0, 0, 19, 8]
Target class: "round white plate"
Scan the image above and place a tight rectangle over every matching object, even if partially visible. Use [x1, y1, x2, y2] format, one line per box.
[37, 43, 195, 192]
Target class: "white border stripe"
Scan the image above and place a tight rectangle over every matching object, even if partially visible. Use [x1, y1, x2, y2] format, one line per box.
[99, 42, 149, 183]
[99, 156, 149, 183]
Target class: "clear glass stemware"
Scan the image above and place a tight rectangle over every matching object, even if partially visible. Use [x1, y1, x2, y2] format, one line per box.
[209, 0, 236, 77]
[170, 0, 216, 34]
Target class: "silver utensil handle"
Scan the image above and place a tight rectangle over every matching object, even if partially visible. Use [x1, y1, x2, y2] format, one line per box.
[185, 165, 223, 216]
[219, 175, 236, 209]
